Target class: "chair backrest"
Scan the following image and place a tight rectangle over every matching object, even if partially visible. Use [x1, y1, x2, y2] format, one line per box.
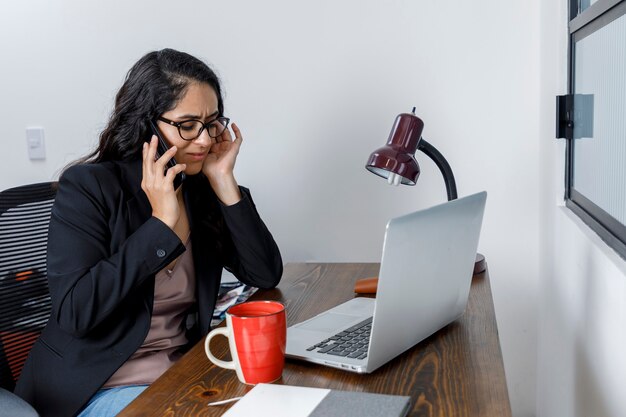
[0, 182, 57, 391]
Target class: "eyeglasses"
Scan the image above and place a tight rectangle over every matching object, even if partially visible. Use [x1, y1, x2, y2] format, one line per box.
[157, 116, 230, 141]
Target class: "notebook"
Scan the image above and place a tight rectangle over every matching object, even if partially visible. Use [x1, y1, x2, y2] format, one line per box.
[221, 383, 411, 417]
[285, 191, 487, 373]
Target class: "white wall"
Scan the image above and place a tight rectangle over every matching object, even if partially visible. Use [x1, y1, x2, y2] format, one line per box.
[538, 210, 626, 417]
[537, 2, 626, 417]
[0, 2, 541, 416]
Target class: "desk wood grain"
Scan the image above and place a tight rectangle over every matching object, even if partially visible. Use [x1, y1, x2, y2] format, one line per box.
[118, 263, 511, 417]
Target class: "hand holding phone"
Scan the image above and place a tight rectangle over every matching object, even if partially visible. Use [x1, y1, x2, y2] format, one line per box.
[148, 120, 185, 189]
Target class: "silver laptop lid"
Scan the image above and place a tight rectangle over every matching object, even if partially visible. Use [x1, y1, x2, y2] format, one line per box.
[366, 191, 487, 372]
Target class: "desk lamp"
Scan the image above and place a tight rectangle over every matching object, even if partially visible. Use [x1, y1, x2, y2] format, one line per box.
[356, 108, 485, 294]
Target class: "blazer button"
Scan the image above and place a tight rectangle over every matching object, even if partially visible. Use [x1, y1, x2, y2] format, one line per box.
[156, 249, 166, 258]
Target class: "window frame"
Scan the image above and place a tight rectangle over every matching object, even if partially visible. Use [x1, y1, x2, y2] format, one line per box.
[565, 0, 626, 260]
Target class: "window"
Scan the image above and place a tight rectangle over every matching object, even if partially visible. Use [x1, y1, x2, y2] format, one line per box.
[564, 0, 626, 259]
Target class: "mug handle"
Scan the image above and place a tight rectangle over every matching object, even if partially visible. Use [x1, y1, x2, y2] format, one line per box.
[204, 327, 236, 370]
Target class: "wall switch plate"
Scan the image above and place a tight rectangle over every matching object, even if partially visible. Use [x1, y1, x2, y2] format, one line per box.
[26, 127, 46, 160]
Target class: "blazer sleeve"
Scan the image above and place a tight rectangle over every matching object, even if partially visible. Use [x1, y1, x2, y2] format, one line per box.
[47, 165, 185, 338]
[219, 187, 283, 289]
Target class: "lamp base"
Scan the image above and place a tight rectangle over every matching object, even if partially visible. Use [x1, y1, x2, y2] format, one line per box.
[473, 253, 486, 275]
[354, 253, 487, 294]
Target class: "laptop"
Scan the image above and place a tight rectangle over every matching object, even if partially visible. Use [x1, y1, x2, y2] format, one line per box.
[285, 191, 487, 373]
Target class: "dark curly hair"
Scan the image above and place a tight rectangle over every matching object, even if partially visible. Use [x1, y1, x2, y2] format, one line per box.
[81, 48, 223, 163]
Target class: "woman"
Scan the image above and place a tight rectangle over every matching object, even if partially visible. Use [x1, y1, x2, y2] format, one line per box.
[15, 48, 283, 417]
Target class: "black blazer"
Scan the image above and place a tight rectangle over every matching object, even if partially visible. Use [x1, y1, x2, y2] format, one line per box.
[15, 159, 283, 417]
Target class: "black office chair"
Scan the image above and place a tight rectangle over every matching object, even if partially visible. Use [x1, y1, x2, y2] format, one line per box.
[0, 182, 57, 417]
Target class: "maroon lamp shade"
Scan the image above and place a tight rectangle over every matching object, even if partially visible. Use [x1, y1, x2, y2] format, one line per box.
[365, 108, 458, 201]
[365, 111, 424, 186]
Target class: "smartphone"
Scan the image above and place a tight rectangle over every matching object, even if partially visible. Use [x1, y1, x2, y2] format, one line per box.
[148, 120, 185, 190]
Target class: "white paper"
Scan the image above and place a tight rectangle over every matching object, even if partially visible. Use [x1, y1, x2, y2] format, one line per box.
[222, 384, 330, 417]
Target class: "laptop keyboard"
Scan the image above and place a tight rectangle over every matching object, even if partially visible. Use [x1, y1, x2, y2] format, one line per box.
[306, 317, 372, 360]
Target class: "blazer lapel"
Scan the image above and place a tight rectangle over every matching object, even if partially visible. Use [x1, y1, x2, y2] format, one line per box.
[184, 175, 223, 334]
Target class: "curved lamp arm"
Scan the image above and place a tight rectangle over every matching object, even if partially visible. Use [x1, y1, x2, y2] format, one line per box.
[417, 139, 458, 201]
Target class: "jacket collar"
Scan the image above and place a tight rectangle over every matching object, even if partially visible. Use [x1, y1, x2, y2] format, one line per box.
[115, 159, 152, 231]
[113, 159, 207, 231]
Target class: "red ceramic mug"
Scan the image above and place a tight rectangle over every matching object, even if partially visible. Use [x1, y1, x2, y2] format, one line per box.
[204, 301, 286, 385]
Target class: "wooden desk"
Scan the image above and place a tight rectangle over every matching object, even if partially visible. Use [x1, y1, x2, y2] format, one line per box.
[118, 263, 511, 417]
